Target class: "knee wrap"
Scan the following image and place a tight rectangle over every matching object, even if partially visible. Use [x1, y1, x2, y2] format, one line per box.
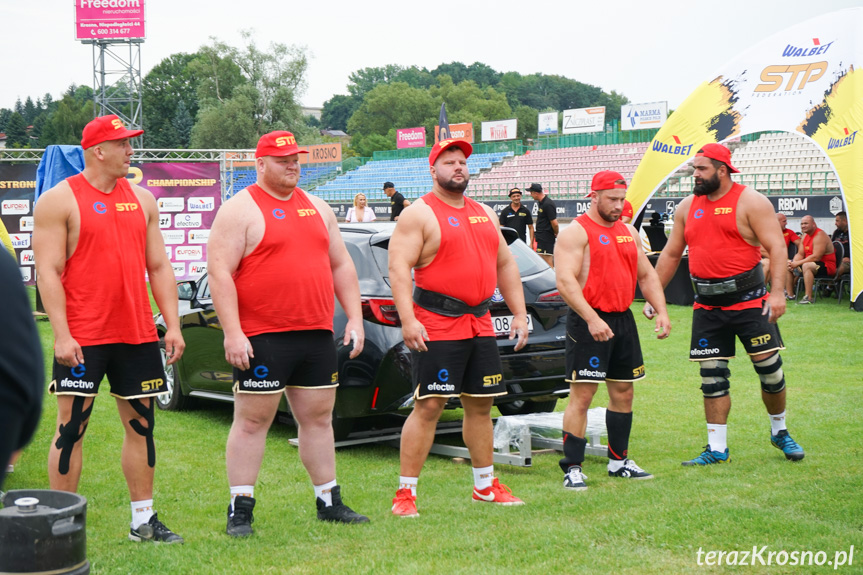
[128, 398, 156, 468]
[55, 396, 93, 475]
[699, 359, 730, 398]
[754, 352, 785, 394]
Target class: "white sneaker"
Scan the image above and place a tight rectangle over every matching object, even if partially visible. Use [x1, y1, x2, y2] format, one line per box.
[563, 466, 588, 491]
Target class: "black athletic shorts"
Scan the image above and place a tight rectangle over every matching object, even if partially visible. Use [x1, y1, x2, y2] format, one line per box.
[565, 309, 645, 383]
[234, 330, 338, 393]
[412, 337, 505, 399]
[50, 341, 165, 399]
[689, 305, 784, 361]
[536, 237, 555, 255]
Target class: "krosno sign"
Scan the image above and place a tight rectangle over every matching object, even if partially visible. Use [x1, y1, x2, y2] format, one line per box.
[75, 0, 146, 41]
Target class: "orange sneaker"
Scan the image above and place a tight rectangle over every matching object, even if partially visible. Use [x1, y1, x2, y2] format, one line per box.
[392, 488, 419, 517]
[472, 478, 524, 506]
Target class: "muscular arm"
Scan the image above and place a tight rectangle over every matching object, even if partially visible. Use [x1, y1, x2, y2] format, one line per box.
[33, 184, 82, 367]
[138, 188, 185, 364]
[484, 204, 528, 350]
[744, 191, 787, 321]
[629, 224, 670, 338]
[653, 197, 690, 288]
[388, 201, 429, 351]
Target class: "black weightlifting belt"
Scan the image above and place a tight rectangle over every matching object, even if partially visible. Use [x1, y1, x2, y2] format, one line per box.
[691, 264, 767, 307]
[413, 286, 491, 318]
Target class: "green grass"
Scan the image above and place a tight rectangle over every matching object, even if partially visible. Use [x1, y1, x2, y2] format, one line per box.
[7, 294, 863, 574]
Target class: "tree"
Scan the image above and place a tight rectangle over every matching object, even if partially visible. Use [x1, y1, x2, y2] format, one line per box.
[514, 105, 539, 140]
[5, 113, 29, 147]
[39, 86, 95, 146]
[172, 100, 194, 148]
[22, 97, 38, 125]
[142, 52, 200, 148]
[321, 94, 360, 132]
[0, 108, 12, 132]
[347, 82, 436, 138]
[347, 65, 407, 99]
[190, 93, 257, 149]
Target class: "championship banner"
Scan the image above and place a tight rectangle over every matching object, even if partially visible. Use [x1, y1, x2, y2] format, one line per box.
[0, 164, 37, 283]
[562, 107, 605, 134]
[397, 127, 427, 149]
[621, 102, 668, 131]
[434, 122, 474, 145]
[628, 7, 863, 304]
[481, 119, 518, 142]
[132, 163, 220, 280]
[538, 112, 559, 136]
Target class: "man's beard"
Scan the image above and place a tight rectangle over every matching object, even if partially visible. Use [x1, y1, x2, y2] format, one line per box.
[440, 175, 469, 194]
[693, 173, 720, 196]
[598, 208, 621, 223]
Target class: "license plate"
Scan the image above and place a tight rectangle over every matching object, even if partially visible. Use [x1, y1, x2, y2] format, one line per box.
[491, 314, 534, 336]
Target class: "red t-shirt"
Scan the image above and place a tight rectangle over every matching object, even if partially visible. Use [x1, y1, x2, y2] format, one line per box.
[621, 200, 634, 221]
[802, 228, 836, 275]
[233, 185, 334, 336]
[783, 228, 800, 247]
[685, 183, 763, 311]
[62, 174, 157, 345]
[576, 214, 638, 313]
[414, 193, 499, 340]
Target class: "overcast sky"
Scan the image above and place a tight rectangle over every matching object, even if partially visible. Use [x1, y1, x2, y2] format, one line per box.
[1, 0, 859, 113]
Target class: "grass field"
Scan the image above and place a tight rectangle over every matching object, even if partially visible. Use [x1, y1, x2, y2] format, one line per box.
[6, 295, 863, 574]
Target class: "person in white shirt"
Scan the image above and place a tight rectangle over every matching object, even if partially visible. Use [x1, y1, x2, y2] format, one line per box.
[345, 193, 377, 223]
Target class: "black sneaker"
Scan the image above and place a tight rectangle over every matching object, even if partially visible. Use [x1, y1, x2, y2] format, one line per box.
[316, 485, 369, 524]
[608, 459, 654, 479]
[129, 513, 184, 544]
[226, 495, 255, 537]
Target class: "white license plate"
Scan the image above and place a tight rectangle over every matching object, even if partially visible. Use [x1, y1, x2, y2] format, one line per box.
[491, 314, 534, 336]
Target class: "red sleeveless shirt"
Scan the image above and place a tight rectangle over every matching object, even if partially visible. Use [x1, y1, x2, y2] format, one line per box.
[62, 173, 157, 345]
[576, 214, 638, 313]
[233, 185, 334, 336]
[802, 227, 836, 275]
[685, 183, 763, 310]
[414, 193, 499, 340]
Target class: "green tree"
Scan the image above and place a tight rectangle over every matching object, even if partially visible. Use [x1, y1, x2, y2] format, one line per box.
[321, 94, 360, 132]
[142, 53, 200, 148]
[5, 112, 29, 147]
[346, 82, 436, 140]
[514, 105, 539, 140]
[172, 100, 194, 148]
[0, 108, 12, 132]
[38, 94, 92, 146]
[347, 65, 407, 99]
[190, 93, 257, 149]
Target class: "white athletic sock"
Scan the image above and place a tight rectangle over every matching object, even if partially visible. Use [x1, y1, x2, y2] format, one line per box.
[399, 476, 418, 497]
[770, 411, 787, 435]
[707, 423, 728, 452]
[473, 465, 494, 490]
[230, 485, 255, 514]
[608, 459, 626, 472]
[314, 479, 338, 507]
[130, 499, 154, 529]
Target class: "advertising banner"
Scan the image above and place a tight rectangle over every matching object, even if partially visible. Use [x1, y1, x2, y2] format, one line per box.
[397, 127, 427, 149]
[434, 122, 474, 145]
[0, 165, 37, 283]
[75, 0, 146, 41]
[562, 107, 605, 134]
[302, 143, 342, 164]
[481, 119, 518, 142]
[621, 101, 668, 131]
[628, 7, 863, 302]
[538, 112, 559, 136]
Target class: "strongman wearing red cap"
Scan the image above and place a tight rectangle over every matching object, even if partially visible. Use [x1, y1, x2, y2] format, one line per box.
[555, 171, 670, 491]
[388, 139, 529, 517]
[649, 144, 805, 465]
[33, 114, 186, 543]
[208, 131, 368, 536]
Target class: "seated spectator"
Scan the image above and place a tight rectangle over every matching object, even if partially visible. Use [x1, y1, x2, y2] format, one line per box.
[345, 192, 376, 223]
[832, 211, 850, 278]
[762, 213, 800, 292]
[787, 215, 835, 304]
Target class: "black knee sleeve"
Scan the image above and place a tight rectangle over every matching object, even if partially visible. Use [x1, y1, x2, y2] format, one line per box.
[55, 396, 93, 475]
[559, 431, 587, 472]
[754, 352, 785, 394]
[128, 398, 156, 468]
[700, 359, 731, 398]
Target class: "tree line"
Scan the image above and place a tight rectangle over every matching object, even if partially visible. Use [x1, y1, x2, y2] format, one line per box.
[1, 33, 629, 158]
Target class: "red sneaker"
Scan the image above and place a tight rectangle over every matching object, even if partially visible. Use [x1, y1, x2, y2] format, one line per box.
[472, 478, 524, 506]
[391, 488, 419, 517]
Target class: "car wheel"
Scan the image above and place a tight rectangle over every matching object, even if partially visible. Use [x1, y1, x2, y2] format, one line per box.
[157, 339, 189, 411]
[497, 397, 558, 416]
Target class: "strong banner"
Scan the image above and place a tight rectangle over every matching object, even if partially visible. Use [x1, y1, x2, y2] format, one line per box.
[628, 7, 863, 304]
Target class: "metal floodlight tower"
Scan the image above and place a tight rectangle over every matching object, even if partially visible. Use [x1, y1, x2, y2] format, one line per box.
[88, 38, 144, 146]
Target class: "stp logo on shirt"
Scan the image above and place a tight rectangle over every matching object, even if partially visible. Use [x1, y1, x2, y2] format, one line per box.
[297, 209, 317, 217]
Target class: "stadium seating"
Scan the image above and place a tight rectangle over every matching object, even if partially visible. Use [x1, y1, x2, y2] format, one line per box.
[226, 165, 339, 198]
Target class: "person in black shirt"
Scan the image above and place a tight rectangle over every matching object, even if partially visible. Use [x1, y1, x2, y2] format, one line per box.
[528, 183, 558, 267]
[498, 187, 534, 245]
[832, 211, 850, 279]
[0, 249, 44, 489]
[384, 182, 411, 221]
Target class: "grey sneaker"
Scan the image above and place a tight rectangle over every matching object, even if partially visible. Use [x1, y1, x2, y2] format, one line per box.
[129, 513, 184, 544]
[798, 296, 812, 305]
[226, 495, 255, 537]
[563, 466, 588, 491]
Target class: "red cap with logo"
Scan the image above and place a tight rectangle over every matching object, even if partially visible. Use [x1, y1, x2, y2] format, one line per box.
[696, 143, 739, 173]
[255, 131, 309, 158]
[591, 170, 627, 191]
[429, 138, 473, 166]
[81, 115, 144, 149]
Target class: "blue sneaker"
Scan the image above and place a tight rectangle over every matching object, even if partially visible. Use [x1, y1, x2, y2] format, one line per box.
[682, 445, 729, 466]
[771, 430, 805, 461]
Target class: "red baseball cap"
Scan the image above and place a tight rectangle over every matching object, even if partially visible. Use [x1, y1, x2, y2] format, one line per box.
[255, 131, 309, 158]
[696, 143, 739, 173]
[81, 115, 144, 149]
[591, 170, 627, 191]
[429, 138, 472, 166]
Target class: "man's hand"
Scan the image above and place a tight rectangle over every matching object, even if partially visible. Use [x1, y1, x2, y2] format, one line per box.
[401, 318, 429, 352]
[224, 333, 253, 370]
[163, 327, 185, 365]
[643, 302, 657, 319]
[343, 318, 365, 359]
[54, 335, 83, 367]
[653, 310, 671, 339]
[509, 315, 529, 351]
[588, 317, 614, 342]
[765, 292, 786, 323]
